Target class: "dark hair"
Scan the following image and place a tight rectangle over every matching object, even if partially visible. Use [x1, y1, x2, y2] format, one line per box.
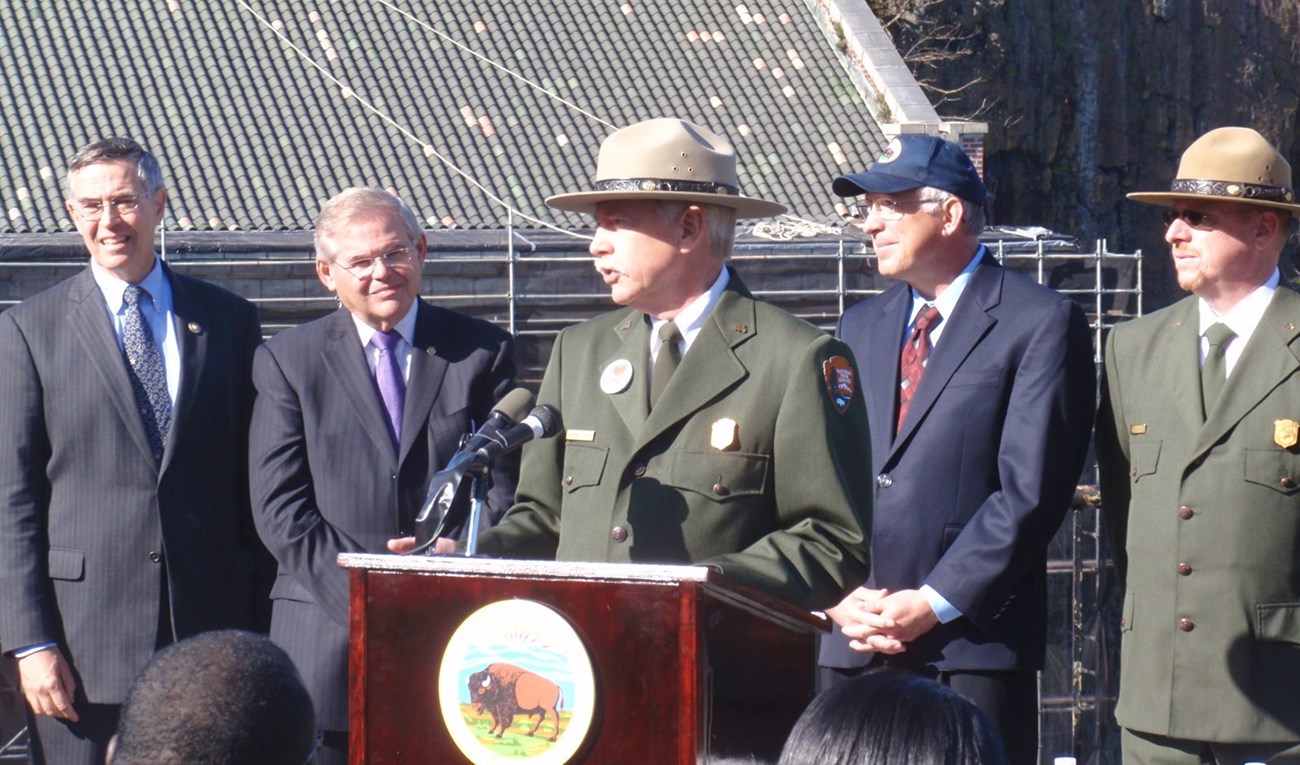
[112, 630, 317, 765]
[65, 137, 164, 196]
[777, 668, 1009, 765]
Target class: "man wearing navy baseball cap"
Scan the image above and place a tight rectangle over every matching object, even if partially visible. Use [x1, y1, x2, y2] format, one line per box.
[818, 135, 1095, 765]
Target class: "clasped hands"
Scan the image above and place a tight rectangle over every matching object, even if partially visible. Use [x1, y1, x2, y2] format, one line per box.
[824, 587, 940, 654]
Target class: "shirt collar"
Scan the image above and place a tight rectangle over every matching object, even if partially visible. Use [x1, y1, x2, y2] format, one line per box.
[908, 245, 984, 324]
[1197, 269, 1279, 339]
[91, 255, 170, 314]
[352, 301, 419, 349]
[650, 266, 730, 352]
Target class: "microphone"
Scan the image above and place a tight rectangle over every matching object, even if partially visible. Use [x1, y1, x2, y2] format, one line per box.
[467, 404, 563, 465]
[406, 403, 562, 554]
[461, 388, 533, 455]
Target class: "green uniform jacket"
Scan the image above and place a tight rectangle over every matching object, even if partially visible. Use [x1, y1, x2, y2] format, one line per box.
[477, 270, 871, 611]
[1096, 286, 1300, 743]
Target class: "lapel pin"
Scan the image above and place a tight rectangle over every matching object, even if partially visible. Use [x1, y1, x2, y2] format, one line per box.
[600, 358, 634, 394]
[733, 323, 748, 334]
[1287, 323, 1296, 331]
[186, 321, 202, 334]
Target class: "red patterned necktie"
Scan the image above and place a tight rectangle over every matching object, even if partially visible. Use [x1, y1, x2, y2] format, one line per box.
[897, 304, 942, 433]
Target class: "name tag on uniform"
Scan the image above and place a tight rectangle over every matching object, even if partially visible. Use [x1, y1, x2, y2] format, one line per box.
[1130, 424, 1147, 435]
[566, 429, 596, 442]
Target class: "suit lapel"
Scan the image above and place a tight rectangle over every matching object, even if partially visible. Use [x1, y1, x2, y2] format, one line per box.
[162, 268, 209, 472]
[867, 285, 909, 462]
[68, 268, 158, 466]
[1146, 299, 1205, 434]
[320, 308, 398, 459]
[1194, 286, 1300, 458]
[636, 281, 751, 451]
[890, 258, 998, 454]
[400, 301, 448, 463]
[603, 311, 652, 435]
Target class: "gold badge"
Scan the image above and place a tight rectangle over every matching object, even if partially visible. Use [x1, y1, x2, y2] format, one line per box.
[1275, 419, 1300, 449]
[711, 418, 739, 451]
[566, 429, 596, 442]
[822, 356, 855, 414]
[1130, 424, 1147, 436]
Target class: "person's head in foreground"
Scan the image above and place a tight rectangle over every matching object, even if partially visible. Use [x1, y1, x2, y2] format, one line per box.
[109, 630, 317, 765]
[778, 668, 1009, 765]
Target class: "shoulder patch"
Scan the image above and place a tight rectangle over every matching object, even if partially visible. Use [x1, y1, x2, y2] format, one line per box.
[822, 355, 855, 414]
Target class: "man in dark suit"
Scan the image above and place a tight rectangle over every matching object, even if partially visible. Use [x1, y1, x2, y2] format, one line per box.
[461, 118, 872, 611]
[818, 135, 1094, 765]
[1097, 127, 1300, 764]
[249, 187, 517, 765]
[0, 138, 269, 764]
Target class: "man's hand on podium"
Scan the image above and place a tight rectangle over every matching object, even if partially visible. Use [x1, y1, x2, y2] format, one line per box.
[385, 536, 460, 555]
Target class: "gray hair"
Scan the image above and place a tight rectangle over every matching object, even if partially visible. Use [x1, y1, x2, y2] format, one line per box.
[65, 138, 164, 197]
[916, 186, 986, 236]
[314, 187, 423, 262]
[653, 201, 738, 259]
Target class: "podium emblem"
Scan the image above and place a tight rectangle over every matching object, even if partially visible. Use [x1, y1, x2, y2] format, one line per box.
[439, 600, 597, 764]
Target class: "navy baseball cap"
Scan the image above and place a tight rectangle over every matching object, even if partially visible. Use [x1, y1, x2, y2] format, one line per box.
[833, 135, 987, 207]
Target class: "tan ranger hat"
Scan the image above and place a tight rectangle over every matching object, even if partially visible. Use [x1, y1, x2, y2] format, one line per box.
[1128, 126, 1300, 213]
[546, 117, 787, 218]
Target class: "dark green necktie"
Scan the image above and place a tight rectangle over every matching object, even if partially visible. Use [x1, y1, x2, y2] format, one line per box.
[650, 322, 683, 409]
[1201, 322, 1235, 415]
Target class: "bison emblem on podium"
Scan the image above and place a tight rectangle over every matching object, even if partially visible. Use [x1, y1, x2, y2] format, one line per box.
[468, 663, 566, 742]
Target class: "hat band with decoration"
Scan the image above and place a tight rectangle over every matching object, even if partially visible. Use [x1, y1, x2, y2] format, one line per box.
[594, 178, 740, 196]
[1170, 179, 1296, 204]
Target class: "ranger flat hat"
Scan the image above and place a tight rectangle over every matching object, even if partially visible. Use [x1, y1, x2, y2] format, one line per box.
[545, 117, 787, 218]
[1127, 126, 1300, 213]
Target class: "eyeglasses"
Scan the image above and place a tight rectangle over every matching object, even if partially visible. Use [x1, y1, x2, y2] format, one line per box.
[333, 247, 417, 279]
[850, 198, 933, 222]
[1162, 208, 1219, 228]
[69, 193, 150, 221]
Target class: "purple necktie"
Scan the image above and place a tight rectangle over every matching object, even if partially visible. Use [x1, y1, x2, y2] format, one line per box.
[371, 330, 405, 447]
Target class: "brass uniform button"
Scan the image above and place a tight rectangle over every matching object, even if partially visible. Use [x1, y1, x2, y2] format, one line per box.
[632, 463, 647, 477]
[611, 526, 628, 543]
[1282, 476, 1297, 489]
[1178, 506, 1194, 520]
[148, 551, 162, 563]
[564, 475, 574, 486]
[712, 482, 729, 496]
[876, 473, 893, 488]
[1178, 618, 1195, 632]
[1177, 563, 1192, 576]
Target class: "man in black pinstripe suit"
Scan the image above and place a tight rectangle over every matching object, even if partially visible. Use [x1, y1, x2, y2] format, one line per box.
[249, 188, 517, 765]
[0, 139, 271, 764]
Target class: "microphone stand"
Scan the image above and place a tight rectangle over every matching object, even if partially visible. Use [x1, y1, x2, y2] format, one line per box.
[463, 462, 491, 557]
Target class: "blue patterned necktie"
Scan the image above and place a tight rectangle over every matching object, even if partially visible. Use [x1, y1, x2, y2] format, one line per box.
[371, 329, 406, 447]
[122, 285, 171, 462]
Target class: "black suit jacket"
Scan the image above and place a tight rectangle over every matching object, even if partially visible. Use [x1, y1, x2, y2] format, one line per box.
[0, 265, 268, 703]
[820, 252, 1094, 671]
[249, 300, 516, 729]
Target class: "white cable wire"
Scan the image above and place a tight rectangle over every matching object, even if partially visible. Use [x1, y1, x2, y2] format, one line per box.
[370, 0, 617, 130]
[235, 0, 590, 239]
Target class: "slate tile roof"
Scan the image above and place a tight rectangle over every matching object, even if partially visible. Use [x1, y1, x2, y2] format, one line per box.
[0, 0, 888, 234]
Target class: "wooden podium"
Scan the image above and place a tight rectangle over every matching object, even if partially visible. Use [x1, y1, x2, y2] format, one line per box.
[340, 554, 827, 764]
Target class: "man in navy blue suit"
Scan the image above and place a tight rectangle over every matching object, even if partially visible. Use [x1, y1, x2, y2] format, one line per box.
[818, 135, 1094, 765]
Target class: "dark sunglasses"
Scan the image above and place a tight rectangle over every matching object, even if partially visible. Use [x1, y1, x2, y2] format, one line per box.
[1162, 208, 1217, 228]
